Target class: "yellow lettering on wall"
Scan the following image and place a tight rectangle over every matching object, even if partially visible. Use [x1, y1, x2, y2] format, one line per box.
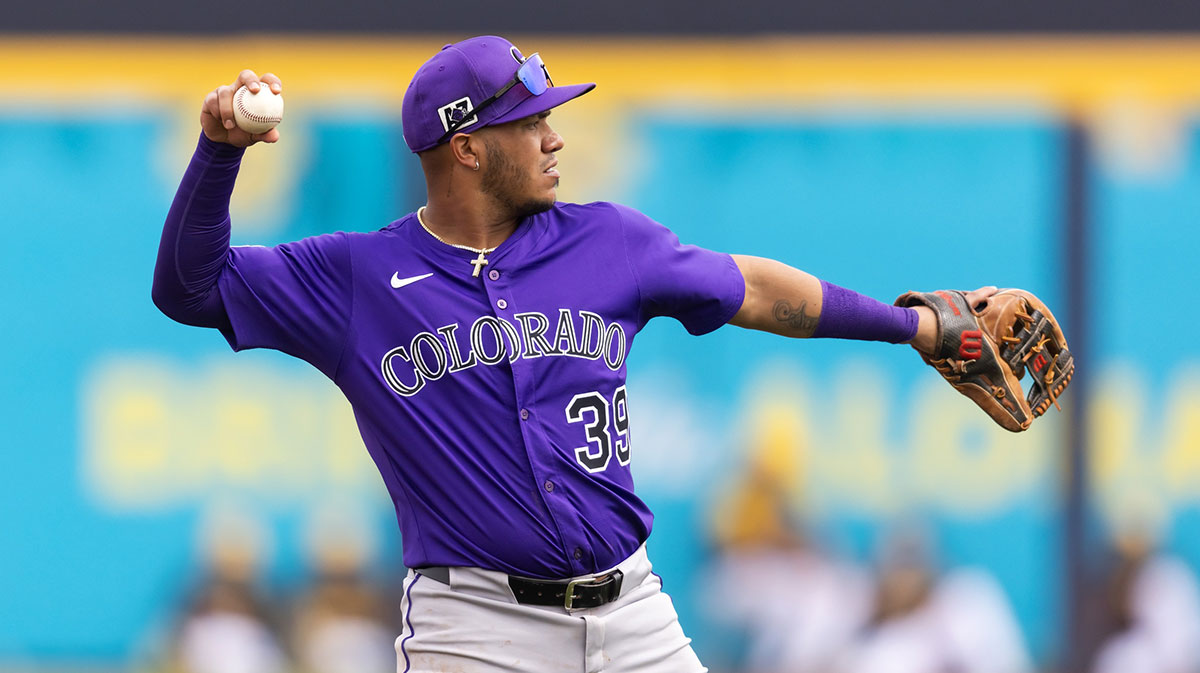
[912, 380, 1055, 515]
[1161, 369, 1200, 498]
[82, 357, 384, 510]
[1088, 367, 1157, 523]
[809, 362, 901, 514]
[757, 360, 1057, 517]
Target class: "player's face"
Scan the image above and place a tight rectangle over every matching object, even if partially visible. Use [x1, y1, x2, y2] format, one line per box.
[479, 111, 564, 219]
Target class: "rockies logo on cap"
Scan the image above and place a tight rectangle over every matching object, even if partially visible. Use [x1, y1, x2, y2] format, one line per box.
[437, 97, 477, 133]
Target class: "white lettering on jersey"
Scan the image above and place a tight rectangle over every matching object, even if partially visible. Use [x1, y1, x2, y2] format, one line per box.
[379, 310, 628, 398]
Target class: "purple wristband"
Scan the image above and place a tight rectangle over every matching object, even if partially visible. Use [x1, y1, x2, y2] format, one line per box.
[811, 280, 918, 343]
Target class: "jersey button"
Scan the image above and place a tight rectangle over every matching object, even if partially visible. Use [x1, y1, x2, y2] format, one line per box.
[573, 547, 584, 560]
[497, 299, 508, 310]
[543, 480, 554, 492]
[520, 409, 530, 421]
[488, 269, 500, 281]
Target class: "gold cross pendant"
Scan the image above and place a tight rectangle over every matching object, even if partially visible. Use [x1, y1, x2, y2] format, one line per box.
[470, 251, 489, 277]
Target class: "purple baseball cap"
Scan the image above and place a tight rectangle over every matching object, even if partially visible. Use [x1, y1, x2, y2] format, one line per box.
[402, 36, 595, 153]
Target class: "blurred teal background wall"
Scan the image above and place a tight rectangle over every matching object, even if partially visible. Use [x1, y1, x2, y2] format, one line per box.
[2, 37, 1199, 671]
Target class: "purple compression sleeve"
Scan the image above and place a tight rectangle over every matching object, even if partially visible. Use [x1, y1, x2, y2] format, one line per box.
[811, 280, 919, 343]
[152, 133, 245, 329]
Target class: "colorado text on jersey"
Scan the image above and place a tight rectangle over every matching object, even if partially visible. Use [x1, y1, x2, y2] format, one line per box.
[380, 309, 628, 397]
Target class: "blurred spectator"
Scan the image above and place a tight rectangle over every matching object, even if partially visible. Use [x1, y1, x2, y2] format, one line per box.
[703, 420, 872, 673]
[167, 510, 289, 673]
[701, 404, 1032, 673]
[834, 531, 1032, 673]
[1091, 525, 1200, 673]
[289, 508, 396, 673]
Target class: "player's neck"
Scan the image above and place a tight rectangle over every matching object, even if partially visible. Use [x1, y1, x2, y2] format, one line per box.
[421, 201, 518, 251]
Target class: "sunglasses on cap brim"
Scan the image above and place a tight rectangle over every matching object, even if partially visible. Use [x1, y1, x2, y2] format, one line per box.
[436, 53, 554, 145]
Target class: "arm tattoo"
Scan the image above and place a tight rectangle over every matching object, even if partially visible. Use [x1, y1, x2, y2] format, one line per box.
[773, 299, 819, 336]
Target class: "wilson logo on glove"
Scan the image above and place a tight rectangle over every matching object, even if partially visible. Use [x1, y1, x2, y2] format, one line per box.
[958, 330, 983, 360]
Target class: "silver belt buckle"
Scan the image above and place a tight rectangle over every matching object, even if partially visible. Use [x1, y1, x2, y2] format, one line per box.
[564, 576, 587, 610]
[563, 571, 616, 610]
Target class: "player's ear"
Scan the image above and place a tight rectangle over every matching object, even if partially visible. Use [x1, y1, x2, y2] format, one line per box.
[448, 133, 481, 171]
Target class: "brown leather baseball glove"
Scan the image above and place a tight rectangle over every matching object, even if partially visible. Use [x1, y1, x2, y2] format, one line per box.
[895, 288, 1074, 432]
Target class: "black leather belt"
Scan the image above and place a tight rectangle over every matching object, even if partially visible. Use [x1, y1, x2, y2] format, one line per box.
[416, 566, 624, 610]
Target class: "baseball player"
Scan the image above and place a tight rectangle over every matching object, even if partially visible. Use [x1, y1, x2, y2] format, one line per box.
[154, 36, 1059, 673]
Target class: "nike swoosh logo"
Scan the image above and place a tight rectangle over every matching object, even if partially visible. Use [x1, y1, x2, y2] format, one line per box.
[391, 272, 434, 289]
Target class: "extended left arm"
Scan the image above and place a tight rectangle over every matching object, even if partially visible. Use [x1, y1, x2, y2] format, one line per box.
[727, 255, 1068, 433]
[727, 254, 946, 352]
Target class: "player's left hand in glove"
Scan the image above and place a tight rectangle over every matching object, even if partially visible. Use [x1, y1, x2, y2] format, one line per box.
[896, 288, 1074, 432]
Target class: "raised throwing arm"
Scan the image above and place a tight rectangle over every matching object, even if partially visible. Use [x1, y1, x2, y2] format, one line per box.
[151, 70, 282, 328]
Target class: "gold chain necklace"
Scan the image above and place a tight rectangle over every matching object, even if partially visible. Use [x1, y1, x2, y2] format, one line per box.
[417, 206, 497, 277]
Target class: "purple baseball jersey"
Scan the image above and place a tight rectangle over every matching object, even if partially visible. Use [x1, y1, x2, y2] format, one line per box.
[216, 202, 744, 578]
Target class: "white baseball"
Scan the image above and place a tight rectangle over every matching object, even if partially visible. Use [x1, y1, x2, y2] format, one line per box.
[232, 84, 284, 134]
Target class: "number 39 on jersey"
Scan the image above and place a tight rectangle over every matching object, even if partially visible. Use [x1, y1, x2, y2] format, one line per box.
[565, 386, 630, 473]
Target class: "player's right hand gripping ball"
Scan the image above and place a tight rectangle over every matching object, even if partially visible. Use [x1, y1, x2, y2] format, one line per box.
[233, 84, 284, 134]
[895, 289, 1074, 432]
